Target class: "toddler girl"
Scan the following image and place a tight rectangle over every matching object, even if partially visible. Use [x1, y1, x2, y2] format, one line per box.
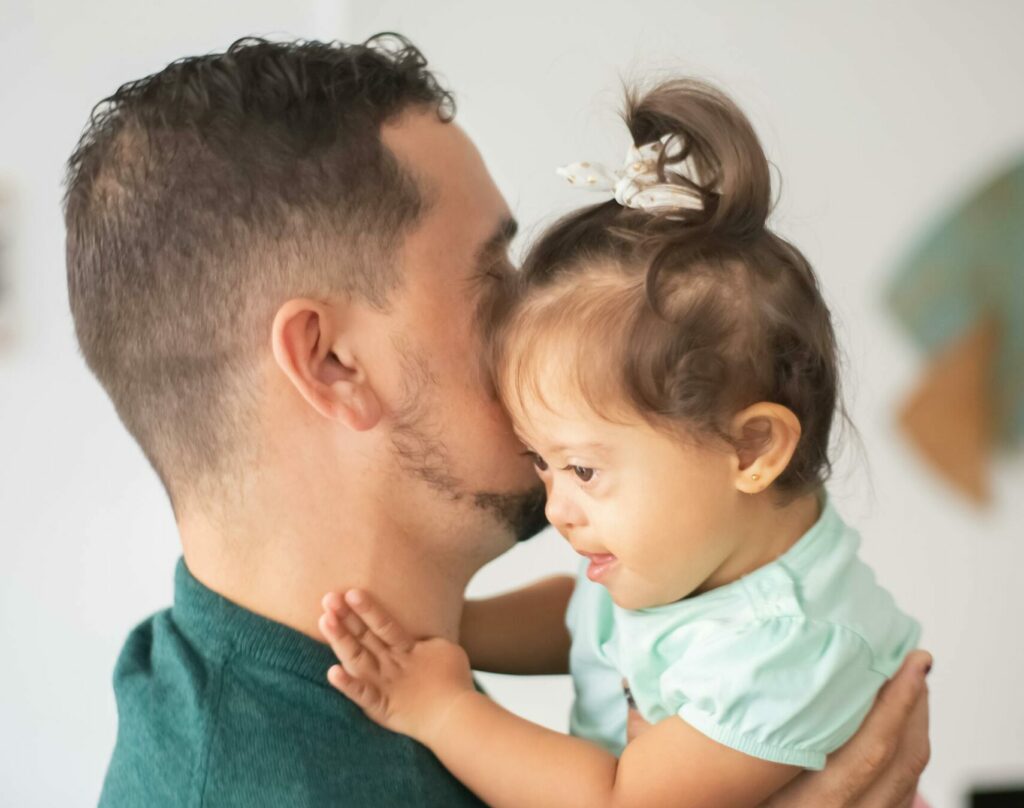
[318, 78, 920, 808]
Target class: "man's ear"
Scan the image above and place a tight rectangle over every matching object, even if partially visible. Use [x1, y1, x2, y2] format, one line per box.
[728, 402, 803, 494]
[271, 298, 382, 432]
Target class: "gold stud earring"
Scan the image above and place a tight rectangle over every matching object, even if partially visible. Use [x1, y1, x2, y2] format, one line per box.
[751, 474, 760, 482]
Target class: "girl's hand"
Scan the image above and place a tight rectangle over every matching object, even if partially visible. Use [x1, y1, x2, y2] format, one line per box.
[318, 589, 475, 744]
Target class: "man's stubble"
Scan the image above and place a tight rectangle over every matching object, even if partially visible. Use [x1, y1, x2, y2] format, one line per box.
[388, 340, 548, 547]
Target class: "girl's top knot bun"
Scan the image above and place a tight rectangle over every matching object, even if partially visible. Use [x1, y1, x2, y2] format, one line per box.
[626, 78, 772, 241]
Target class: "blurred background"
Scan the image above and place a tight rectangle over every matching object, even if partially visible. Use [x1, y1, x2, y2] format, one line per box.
[1, 2, 1022, 806]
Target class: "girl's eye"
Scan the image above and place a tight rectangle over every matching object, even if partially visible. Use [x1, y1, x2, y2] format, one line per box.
[572, 465, 595, 482]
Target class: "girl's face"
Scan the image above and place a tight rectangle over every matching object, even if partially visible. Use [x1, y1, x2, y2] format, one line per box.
[514, 386, 748, 610]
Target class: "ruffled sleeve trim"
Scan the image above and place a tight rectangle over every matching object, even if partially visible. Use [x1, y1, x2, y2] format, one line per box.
[676, 706, 827, 770]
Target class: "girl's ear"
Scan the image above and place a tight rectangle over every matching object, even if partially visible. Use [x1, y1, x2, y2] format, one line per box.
[271, 298, 382, 432]
[728, 402, 802, 494]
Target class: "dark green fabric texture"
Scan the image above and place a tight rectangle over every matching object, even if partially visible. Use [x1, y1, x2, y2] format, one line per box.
[99, 559, 484, 807]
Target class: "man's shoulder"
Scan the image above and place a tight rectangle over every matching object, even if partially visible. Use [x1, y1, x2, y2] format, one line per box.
[100, 613, 485, 807]
[99, 609, 207, 806]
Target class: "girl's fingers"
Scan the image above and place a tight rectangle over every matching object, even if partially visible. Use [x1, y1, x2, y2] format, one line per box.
[345, 589, 414, 651]
[322, 591, 370, 639]
[327, 665, 385, 721]
[318, 610, 378, 677]
[328, 665, 374, 705]
[356, 625, 391, 659]
[323, 591, 391, 658]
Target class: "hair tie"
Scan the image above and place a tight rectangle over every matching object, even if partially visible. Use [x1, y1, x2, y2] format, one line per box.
[556, 134, 710, 214]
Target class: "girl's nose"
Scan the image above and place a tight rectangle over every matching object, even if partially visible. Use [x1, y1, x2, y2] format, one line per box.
[545, 478, 584, 532]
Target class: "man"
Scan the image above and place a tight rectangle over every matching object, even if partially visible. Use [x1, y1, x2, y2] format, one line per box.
[65, 35, 930, 806]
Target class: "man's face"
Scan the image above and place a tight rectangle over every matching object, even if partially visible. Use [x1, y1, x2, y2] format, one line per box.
[375, 112, 546, 559]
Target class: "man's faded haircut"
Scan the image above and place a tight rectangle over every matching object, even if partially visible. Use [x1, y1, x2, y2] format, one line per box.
[64, 34, 454, 506]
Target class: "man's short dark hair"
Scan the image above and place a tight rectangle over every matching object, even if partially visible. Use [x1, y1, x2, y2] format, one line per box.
[64, 34, 454, 505]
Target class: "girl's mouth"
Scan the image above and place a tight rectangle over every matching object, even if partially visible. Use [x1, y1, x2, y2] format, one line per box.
[580, 551, 618, 582]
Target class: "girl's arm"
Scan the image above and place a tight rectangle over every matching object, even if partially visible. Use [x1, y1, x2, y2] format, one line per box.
[460, 575, 575, 675]
[423, 690, 797, 808]
[319, 589, 798, 808]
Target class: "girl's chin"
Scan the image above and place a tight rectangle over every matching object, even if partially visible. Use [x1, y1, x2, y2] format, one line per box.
[607, 579, 682, 611]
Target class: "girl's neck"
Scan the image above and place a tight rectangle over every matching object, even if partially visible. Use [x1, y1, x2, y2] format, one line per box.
[694, 490, 823, 596]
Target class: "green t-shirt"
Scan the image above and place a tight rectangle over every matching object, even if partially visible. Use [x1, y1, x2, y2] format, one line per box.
[99, 559, 484, 807]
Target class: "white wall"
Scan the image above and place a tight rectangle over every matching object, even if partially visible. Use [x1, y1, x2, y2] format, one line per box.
[1, 2, 1022, 807]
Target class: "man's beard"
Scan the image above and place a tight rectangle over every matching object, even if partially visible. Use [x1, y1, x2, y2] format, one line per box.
[473, 486, 549, 544]
[389, 349, 548, 545]
[390, 409, 548, 544]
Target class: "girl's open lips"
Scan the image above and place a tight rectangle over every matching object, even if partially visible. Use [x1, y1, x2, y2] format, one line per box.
[580, 551, 618, 583]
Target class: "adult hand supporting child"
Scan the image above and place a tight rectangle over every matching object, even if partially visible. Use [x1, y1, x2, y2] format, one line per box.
[760, 650, 932, 808]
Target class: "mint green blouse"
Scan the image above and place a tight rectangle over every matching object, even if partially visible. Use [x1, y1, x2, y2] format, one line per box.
[565, 497, 920, 770]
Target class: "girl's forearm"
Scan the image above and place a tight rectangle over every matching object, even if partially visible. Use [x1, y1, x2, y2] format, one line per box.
[460, 575, 575, 675]
[424, 690, 619, 808]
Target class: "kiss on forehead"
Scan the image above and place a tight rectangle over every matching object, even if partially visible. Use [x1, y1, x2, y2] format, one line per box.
[62, 33, 931, 808]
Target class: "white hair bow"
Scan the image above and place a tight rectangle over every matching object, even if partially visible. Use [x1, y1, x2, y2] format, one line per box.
[556, 134, 708, 214]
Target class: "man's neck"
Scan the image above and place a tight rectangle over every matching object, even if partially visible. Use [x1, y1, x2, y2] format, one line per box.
[178, 501, 476, 644]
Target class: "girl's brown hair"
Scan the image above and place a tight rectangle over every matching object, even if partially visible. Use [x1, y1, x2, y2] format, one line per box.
[493, 79, 843, 498]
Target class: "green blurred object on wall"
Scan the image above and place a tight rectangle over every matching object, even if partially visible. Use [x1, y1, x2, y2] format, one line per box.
[887, 156, 1024, 504]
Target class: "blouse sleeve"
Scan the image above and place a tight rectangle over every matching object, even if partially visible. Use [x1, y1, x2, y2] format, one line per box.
[659, 617, 888, 770]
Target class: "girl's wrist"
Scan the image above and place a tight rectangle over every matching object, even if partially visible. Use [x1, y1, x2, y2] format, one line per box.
[419, 687, 484, 750]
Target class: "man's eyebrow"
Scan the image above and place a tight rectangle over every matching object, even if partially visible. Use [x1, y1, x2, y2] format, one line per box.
[474, 216, 519, 273]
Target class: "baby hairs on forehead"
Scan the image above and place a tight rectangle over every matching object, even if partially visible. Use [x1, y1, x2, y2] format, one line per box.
[491, 78, 845, 500]
[495, 267, 653, 427]
[493, 262, 742, 449]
